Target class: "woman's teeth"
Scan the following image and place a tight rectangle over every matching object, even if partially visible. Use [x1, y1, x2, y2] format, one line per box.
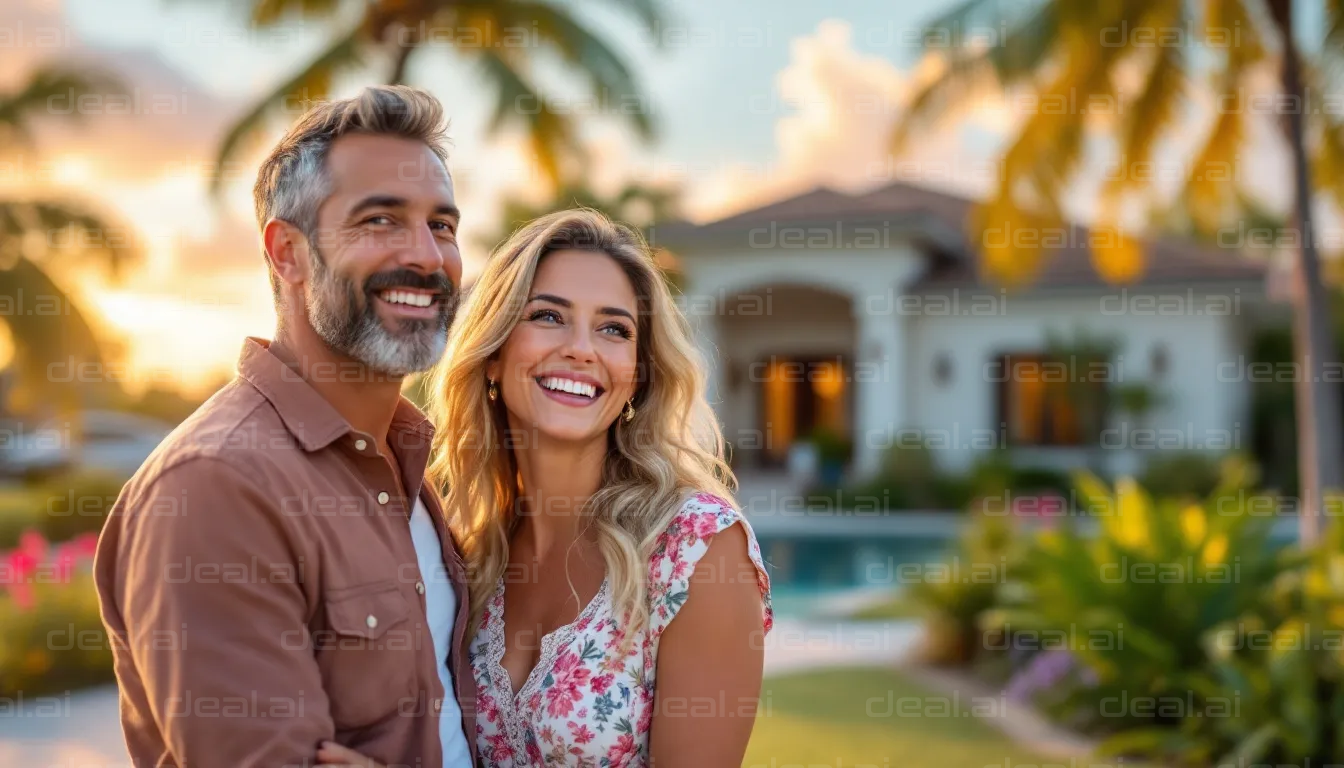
[539, 377, 598, 398]
[380, 290, 434, 308]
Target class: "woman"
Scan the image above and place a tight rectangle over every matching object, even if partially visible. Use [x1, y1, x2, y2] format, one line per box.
[320, 209, 772, 767]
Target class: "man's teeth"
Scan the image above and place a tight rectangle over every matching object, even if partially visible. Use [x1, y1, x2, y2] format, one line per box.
[540, 377, 598, 398]
[381, 290, 434, 308]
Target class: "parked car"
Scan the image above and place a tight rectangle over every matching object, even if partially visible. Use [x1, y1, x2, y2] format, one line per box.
[3, 410, 173, 479]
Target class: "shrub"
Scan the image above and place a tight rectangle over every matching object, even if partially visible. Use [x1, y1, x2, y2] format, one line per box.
[907, 511, 1027, 667]
[984, 457, 1284, 737]
[0, 487, 39, 550]
[1137, 451, 1229, 502]
[1097, 516, 1344, 766]
[28, 470, 126, 543]
[0, 531, 111, 698]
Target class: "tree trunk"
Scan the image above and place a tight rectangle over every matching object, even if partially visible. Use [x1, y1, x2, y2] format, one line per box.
[1268, 0, 1344, 544]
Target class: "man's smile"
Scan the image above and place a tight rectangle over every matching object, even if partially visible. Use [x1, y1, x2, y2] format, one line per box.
[374, 287, 442, 320]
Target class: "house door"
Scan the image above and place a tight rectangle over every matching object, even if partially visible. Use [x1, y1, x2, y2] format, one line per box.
[757, 355, 850, 467]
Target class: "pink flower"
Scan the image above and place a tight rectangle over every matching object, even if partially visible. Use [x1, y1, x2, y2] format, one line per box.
[18, 529, 49, 560]
[485, 733, 514, 761]
[8, 581, 33, 611]
[544, 651, 592, 718]
[591, 673, 614, 695]
[4, 550, 36, 584]
[569, 722, 595, 744]
[694, 513, 721, 540]
[605, 733, 638, 767]
[693, 492, 727, 508]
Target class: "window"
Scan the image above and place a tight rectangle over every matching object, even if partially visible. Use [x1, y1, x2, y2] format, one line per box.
[996, 353, 1108, 447]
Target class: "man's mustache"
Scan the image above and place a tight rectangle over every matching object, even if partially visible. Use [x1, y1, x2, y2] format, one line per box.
[363, 268, 455, 295]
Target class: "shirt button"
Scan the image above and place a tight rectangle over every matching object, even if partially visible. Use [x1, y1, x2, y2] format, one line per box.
[433, 698, 443, 713]
[377, 491, 390, 504]
[354, 439, 367, 451]
[366, 614, 378, 629]
[416, 581, 426, 595]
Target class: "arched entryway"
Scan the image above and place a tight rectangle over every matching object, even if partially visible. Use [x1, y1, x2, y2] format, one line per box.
[710, 284, 857, 470]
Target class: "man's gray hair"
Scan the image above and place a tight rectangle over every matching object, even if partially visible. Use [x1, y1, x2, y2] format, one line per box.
[253, 85, 451, 299]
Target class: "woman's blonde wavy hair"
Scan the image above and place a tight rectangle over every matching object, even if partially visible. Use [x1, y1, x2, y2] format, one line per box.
[426, 209, 735, 634]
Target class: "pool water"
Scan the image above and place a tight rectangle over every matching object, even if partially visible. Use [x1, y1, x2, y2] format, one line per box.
[757, 534, 951, 619]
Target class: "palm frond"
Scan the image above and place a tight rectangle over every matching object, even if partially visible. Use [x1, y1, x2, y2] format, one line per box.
[163, 0, 345, 26]
[471, 0, 653, 139]
[1102, 23, 1188, 215]
[0, 66, 125, 149]
[1326, 0, 1344, 55]
[575, 0, 666, 40]
[0, 199, 138, 278]
[891, 1, 1056, 154]
[475, 49, 578, 186]
[208, 21, 366, 196]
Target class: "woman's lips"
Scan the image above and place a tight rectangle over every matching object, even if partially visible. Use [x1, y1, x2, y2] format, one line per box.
[535, 378, 602, 407]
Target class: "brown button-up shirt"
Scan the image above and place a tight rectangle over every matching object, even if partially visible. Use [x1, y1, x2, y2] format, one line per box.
[94, 338, 477, 768]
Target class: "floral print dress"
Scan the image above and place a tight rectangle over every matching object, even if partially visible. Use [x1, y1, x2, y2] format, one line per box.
[469, 492, 774, 767]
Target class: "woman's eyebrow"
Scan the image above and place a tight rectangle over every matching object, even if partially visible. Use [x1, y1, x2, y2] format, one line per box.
[598, 306, 635, 322]
[527, 294, 635, 322]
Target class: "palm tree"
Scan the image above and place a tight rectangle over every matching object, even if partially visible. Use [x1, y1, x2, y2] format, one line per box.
[201, 0, 664, 193]
[892, 0, 1344, 542]
[477, 177, 679, 251]
[0, 67, 137, 413]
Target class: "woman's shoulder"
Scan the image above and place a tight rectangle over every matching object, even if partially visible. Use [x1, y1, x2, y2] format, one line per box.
[653, 491, 744, 549]
[645, 490, 772, 638]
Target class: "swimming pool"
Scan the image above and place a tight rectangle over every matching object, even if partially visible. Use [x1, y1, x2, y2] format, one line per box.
[756, 532, 952, 619]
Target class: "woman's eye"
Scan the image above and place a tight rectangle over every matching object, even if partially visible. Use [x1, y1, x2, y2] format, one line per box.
[528, 309, 562, 324]
[601, 323, 633, 339]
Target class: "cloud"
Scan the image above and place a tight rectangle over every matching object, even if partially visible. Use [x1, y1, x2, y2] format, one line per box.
[682, 19, 1008, 222]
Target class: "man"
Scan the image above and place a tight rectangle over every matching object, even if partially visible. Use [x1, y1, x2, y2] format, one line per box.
[94, 85, 475, 767]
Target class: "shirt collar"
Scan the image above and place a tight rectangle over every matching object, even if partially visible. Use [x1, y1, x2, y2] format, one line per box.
[237, 337, 351, 451]
[236, 337, 436, 453]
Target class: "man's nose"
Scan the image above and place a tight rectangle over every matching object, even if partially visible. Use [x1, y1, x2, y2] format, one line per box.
[398, 221, 446, 274]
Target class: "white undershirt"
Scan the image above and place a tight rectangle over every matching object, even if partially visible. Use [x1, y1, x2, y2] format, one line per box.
[408, 497, 473, 768]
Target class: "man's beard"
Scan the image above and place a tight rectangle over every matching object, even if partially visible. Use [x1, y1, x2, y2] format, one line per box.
[305, 245, 457, 376]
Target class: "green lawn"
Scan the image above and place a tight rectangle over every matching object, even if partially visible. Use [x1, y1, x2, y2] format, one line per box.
[847, 595, 925, 621]
[744, 667, 1066, 767]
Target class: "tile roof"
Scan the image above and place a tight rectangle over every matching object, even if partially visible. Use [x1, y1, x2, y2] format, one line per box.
[654, 181, 1267, 289]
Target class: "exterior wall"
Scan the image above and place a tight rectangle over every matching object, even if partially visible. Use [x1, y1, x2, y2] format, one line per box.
[907, 287, 1254, 477]
[677, 239, 1260, 482]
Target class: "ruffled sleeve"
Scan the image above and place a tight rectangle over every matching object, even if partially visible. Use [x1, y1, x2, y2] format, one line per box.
[645, 491, 773, 641]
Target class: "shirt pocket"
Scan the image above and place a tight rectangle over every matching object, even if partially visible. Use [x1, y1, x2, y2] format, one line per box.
[317, 580, 419, 729]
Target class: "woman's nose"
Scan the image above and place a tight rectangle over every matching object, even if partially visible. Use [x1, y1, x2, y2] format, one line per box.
[562, 325, 597, 361]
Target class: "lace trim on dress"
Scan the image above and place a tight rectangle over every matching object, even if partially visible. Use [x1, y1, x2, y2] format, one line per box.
[484, 576, 613, 764]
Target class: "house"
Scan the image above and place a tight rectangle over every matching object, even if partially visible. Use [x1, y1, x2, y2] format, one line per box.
[653, 181, 1284, 482]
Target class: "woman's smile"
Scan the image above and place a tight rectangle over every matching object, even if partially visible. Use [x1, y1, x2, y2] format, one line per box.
[535, 374, 605, 407]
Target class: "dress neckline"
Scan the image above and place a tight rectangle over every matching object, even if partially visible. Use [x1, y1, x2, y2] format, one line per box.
[488, 575, 612, 704]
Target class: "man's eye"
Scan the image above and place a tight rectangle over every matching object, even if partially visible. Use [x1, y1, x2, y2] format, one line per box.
[364, 215, 392, 226]
[430, 220, 457, 235]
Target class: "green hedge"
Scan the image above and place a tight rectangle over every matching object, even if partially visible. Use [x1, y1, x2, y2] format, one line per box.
[0, 471, 125, 550]
[0, 572, 113, 699]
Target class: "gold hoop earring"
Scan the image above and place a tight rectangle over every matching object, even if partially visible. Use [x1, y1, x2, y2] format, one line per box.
[623, 399, 635, 422]
[487, 379, 498, 402]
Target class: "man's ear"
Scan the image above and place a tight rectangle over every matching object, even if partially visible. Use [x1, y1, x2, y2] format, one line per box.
[262, 219, 310, 290]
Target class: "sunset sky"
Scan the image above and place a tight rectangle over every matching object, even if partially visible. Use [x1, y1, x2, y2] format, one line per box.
[1, 0, 1316, 394]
